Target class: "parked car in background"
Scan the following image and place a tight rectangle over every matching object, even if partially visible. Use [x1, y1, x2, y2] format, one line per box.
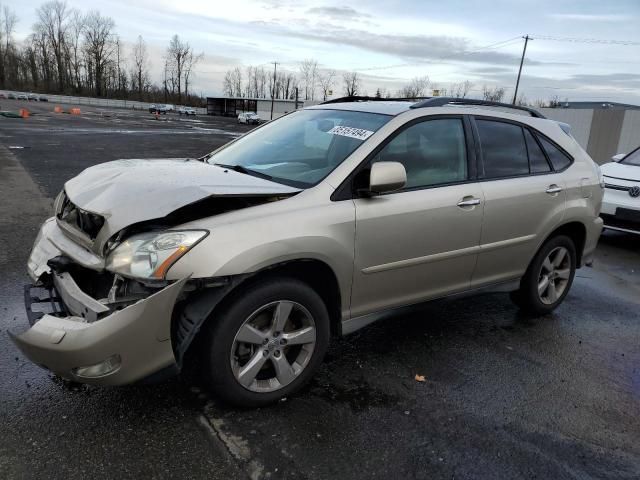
[39, 96, 48, 102]
[149, 104, 170, 114]
[600, 146, 640, 234]
[177, 106, 197, 116]
[7, 92, 16, 99]
[28, 93, 38, 101]
[12, 97, 603, 407]
[238, 111, 261, 125]
[17, 93, 28, 100]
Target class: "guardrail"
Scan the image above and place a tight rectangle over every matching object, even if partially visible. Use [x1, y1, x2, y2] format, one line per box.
[2, 91, 207, 115]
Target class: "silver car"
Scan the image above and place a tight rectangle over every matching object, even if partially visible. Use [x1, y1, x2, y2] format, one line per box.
[11, 98, 603, 406]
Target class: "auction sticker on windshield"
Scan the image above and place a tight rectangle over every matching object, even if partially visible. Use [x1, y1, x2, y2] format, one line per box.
[328, 126, 374, 141]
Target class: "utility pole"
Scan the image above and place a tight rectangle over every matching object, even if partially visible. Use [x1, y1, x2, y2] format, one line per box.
[270, 61, 279, 120]
[513, 35, 531, 105]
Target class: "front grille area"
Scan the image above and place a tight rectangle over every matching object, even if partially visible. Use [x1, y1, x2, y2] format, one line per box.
[56, 192, 105, 240]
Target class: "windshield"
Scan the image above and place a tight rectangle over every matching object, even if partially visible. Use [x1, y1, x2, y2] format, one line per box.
[622, 147, 640, 166]
[207, 109, 391, 188]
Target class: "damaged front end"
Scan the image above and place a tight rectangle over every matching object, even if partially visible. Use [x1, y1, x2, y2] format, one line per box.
[13, 247, 189, 384]
[13, 157, 300, 385]
[13, 216, 233, 385]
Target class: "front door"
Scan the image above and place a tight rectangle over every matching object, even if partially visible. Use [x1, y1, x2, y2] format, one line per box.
[350, 117, 484, 317]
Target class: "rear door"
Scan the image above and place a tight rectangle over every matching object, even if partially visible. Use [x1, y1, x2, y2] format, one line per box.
[471, 117, 567, 287]
[350, 116, 484, 317]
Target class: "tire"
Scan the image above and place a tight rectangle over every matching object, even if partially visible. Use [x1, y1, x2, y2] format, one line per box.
[511, 235, 576, 316]
[200, 277, 330, 407]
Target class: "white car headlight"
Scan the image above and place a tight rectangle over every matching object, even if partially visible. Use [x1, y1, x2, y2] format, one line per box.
[106, 230, 208, 279]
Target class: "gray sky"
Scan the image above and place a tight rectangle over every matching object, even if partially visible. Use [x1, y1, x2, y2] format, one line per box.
[13, 0, 640, 103]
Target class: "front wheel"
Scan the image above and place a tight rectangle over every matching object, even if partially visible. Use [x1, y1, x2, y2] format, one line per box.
[511, 235, 576, 315]
[200, 277, 330, 407]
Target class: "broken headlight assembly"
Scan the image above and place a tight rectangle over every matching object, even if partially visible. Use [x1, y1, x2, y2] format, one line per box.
[105, 230, 208, 279]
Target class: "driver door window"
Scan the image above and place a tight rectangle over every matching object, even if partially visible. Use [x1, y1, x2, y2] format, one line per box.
[371, 118, 468, 189]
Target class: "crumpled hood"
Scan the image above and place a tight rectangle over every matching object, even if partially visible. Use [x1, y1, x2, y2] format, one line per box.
[64, 158, 300, 243]
[601, 161, 640, 182]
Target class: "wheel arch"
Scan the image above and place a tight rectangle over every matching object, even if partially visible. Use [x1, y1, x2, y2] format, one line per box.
[236, 258, 343, 338]
[539, 221, 587, 266]
[174, 258, 344, 369]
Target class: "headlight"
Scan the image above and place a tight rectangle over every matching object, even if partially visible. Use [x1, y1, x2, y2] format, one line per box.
[106, 230, 208, 279]
[53, 190, 65, 215]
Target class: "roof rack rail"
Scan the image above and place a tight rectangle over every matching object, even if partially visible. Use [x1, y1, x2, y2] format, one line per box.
[410, 97, 546, 119]
[321, 95, 431, 105]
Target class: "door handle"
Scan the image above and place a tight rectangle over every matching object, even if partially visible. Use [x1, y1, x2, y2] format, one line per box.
[546, 185, 563, 194]
[457, 197, 481, 207]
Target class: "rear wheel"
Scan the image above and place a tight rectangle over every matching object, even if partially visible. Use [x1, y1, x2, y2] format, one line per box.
[200, 277, 330, 407]
[510, 235, 576, 315]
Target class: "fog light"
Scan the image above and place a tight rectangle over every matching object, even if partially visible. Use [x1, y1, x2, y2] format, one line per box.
[73, 354, 121, 379]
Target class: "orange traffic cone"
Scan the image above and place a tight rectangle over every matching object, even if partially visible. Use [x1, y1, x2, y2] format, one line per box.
[19, 108, 29, 118]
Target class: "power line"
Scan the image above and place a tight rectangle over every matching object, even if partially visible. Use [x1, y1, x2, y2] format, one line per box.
[355, 35, 523, 72]
[532, 35, 640, 46]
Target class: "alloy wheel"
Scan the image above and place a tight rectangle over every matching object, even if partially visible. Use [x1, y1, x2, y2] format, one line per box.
[230, 301, 317, 393]
[537, 246, 572, 305]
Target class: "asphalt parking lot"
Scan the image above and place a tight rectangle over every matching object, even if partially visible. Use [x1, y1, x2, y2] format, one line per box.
[1, 100, 639, 479]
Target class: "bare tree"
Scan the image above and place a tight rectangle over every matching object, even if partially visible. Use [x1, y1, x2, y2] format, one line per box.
[36, 0, 71, 91]
[83, 10, 115, 97]
[183, 49, 203, 101]
[0, 4, 18, 88]
[130, 35, 149, 100]
[166, 34, 191, 103]
[397, 76, 429, 98]
[449, 80, 472, 98]
[318, 69, 335, 101]
[548, 95, 561, 108]
[223, 67, 243, 97]
[342, 71, 361, 96]
[482, 85, 506, 102]
[65, 9, 84, 92]
[299, 58, 318, 100]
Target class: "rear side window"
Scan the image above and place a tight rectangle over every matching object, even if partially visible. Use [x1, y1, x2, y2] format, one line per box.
[538, 136, 572, 171]
[524, 130, 551, 173]
[476, 120, 529, 178]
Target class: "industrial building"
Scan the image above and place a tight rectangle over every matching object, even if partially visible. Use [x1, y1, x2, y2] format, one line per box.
[542, 103, 640, 163]
[206, 97, 305, 120]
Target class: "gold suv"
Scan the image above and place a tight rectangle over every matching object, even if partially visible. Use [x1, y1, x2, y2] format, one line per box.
[12, 98, 603, 406]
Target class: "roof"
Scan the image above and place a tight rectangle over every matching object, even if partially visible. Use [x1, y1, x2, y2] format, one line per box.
[306, 101, 415, 115]
[306, 99, 546, 119]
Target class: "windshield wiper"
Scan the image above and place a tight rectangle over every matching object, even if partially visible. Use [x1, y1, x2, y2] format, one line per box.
[213, 163, 273, 180]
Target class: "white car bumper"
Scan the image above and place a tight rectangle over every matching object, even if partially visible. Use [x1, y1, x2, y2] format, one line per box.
[601, 178, 640, 233]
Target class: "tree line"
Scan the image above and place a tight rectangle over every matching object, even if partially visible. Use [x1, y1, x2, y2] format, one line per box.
[0, 1, 204, 105]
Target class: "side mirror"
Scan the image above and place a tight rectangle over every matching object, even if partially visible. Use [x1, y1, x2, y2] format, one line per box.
[369, 161, 406, 195]
[612, 153, 625, 162]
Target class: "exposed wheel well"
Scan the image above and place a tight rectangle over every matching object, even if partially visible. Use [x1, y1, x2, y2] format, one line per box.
[544, 222, 587, 266]
[245, 260, 343, 336]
